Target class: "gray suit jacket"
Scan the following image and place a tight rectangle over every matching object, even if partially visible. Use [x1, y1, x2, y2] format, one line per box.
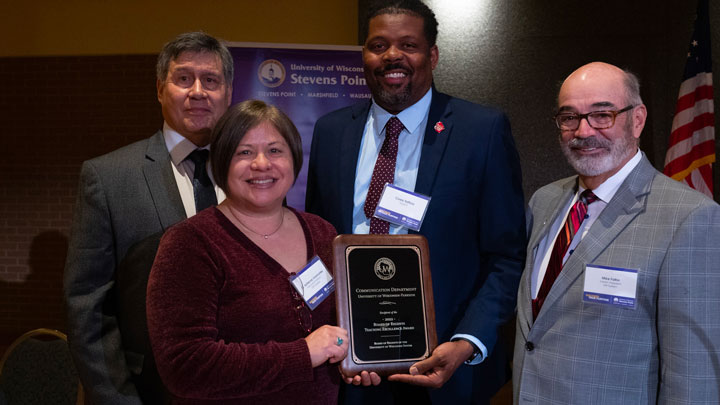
[513, 155, 720, 404]
[64, 131, 185, 404]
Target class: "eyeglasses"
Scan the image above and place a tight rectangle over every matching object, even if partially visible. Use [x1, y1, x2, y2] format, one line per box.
[554, 105, 634, 131]
[290, 286, 313, 333]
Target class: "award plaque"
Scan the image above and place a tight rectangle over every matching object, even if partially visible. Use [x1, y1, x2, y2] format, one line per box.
[333, 234, 436, 376]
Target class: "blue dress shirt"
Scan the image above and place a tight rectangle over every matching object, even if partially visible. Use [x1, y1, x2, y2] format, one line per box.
[352, 89, 432, 234]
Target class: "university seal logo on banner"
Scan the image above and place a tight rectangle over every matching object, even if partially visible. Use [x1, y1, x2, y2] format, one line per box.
[257, 59, 286, 88]
[374, 258, 396, 280]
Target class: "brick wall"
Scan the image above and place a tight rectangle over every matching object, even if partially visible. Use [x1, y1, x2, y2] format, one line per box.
[0, 55, 162, 347]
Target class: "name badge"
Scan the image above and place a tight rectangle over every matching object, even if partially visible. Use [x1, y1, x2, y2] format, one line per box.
[373, 184, 431, 231]
[583, 264, 638, 309]
[289, 256, 335, 310]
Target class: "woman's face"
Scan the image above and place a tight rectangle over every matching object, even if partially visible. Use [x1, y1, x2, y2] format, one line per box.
[226, 121, 294, 212]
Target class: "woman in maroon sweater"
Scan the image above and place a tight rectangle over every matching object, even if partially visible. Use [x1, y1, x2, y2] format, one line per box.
[147, 100, 348, 404]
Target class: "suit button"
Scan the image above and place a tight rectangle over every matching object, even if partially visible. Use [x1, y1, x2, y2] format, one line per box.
[525, 342, 534, 351]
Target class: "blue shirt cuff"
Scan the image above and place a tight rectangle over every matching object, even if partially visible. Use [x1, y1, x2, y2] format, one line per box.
[450, 333, 488, 365]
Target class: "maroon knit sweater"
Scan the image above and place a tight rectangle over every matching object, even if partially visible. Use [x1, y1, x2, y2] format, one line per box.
[147, 207, 340, 404]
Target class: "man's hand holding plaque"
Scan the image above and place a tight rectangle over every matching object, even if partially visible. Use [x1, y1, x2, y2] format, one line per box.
[387, 340, 474, 388]
[342, 340, 473, 389]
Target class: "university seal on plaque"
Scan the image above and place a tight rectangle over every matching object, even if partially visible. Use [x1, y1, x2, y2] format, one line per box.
[374, 257, 396, 280]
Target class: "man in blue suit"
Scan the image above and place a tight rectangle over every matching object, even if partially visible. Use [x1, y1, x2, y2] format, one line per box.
[305, 1, 526, 403]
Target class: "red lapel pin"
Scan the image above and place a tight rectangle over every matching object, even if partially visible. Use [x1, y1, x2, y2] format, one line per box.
[434, 121, 445, 133]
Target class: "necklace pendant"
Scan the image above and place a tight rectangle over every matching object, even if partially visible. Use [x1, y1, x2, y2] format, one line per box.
[227, 206, 284, 240]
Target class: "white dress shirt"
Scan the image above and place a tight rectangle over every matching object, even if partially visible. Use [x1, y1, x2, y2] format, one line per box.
[531, 150, 643, 298]
[163, 122, 225, 218]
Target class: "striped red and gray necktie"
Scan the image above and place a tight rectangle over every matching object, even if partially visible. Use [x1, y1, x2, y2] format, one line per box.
[532, 189, 598, 319]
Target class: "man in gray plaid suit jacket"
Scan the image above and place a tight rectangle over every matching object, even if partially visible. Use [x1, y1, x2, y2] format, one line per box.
[513, 61, 720, 404]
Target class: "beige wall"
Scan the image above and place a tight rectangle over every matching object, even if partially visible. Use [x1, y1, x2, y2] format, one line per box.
[1, 0, 358, 57]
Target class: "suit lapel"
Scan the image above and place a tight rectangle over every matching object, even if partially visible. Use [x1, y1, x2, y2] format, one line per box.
[338, 102, 372, 233]
[142, 131, 186, 230]
[527, 179, 577, 254]
[414, 90, 453, 196]
[520, 178, 576, 324]
[348, 90, 453, 232]
[539, 156, 654, 318]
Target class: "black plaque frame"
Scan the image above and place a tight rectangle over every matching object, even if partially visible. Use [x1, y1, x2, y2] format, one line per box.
[333, 234, 437, 377]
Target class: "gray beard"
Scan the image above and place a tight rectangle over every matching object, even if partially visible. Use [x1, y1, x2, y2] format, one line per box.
[560, 132, 635, 177]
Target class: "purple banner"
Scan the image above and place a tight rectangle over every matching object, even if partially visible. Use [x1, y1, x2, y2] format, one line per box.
[229, 43, 371, 209]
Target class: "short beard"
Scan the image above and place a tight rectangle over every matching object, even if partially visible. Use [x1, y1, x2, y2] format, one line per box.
[371, 63, 413, 111]
[375, 83, 412, 110]
[559, 120, 637, 177]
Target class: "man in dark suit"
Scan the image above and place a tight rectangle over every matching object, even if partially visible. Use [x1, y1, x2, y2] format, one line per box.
[305, 1, 526, 403]
[514, 62, 720, 404]
[63, 32, 233, 404]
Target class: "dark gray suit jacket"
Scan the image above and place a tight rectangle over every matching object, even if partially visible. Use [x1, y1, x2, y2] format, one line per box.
[64, 131, 185, 404]
[514, 156, 720, 404]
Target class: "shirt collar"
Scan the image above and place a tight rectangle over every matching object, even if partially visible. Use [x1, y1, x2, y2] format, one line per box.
[579, 149, 643, 203]
[370, 88, 433, 136]
[162, 121, 209, 165]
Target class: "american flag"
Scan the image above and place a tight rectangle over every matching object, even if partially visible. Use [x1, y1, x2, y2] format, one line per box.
[663, 0, 715, 198]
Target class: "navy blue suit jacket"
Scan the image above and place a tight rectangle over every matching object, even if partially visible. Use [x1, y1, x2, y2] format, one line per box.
[306, 90, 526, 403]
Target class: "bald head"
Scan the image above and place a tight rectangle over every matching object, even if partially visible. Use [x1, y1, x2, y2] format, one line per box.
[559, 62, 642, 109]
[557, 61, 646, 141]
[556, 62, 648, 189]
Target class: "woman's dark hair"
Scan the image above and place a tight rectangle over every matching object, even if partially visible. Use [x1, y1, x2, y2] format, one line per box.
[210, 100, 303, 193]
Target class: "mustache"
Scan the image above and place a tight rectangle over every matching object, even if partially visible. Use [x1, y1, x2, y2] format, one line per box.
[567, 136, 611, 150]
[375, 63, 411, 74]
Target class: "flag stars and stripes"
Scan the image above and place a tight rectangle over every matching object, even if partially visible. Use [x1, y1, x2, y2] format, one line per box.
[664, 0, 715, 198]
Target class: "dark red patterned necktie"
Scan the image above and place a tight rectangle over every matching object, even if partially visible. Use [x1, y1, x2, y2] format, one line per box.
[532, 189, 598, 319]
[364, 117, 404, 234]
